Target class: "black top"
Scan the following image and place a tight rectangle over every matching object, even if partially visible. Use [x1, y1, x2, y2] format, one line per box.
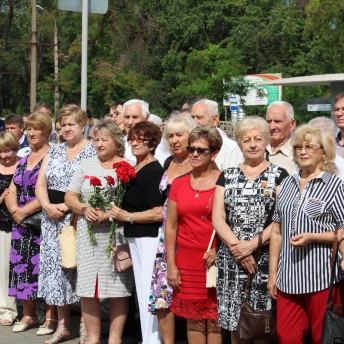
[123, 160, 164, 237]
[0, 172, 14, 231]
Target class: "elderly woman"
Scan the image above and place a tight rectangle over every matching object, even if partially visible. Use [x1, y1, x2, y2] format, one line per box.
[0, 132, 19, 326]
[5, 113, 55, 332]
[109, 102, 125, 134]
[165, 125, 223, 344]
[267, 125, 344, 344]
[212, 116, 288, 344]
[36, 105, 96, 344]
[148, 114, 197, 344]
[110, 121, 164, 344]
[65, 121, 134, 344]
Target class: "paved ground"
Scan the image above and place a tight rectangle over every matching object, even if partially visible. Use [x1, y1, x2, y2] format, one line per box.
[0, 308, 189, 344]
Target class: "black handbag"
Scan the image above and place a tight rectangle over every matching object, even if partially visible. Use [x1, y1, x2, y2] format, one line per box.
[23, 212, 42, 232]
[321, 233, 344, 344]
[237, 232, 277, 340]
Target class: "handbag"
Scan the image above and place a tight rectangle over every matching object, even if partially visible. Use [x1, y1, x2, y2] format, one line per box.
[237, 232, 277, 340]
[206, 229, 216, 288]
[59, 213, 78, 269]
[23, 211, 42, 232]
[321, 232, 344, 344]
[112, 243, 132, 272]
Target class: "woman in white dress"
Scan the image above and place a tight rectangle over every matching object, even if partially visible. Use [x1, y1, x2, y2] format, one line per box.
[36, 105, 97, 344]
[65, 120, 134, 344]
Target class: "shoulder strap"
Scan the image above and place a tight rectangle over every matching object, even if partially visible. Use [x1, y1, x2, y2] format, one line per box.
[326, 230, 339, 307]
[207, 229, 216, 252]
[243, 232, 263, 302]
[163, 155, 174, 172]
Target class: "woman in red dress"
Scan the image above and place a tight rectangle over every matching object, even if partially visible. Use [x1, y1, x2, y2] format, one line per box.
[165, 125, 223, 344]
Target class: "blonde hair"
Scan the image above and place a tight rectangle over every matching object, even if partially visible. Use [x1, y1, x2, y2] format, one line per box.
[235, 116, 270, 149]
[58, 105, 87, 127]
[291, 125, 337, 174]
[93, 121, 125, 157]
[0, 132, 20, 152]
[163, 113, 198, 142]
[26, 112, 52, 137]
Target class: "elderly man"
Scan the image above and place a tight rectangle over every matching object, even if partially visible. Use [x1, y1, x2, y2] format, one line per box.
[191, 99, 243, 170]
[265, 100, 297, 174]
[309, 116, 344, 180]
[123, 99, 168, 166]
[332, 92, 344, 159]
[5, 114, 30, 157]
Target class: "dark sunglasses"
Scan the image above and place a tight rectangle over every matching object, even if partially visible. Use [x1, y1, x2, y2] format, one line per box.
[186, 146, 212, 155]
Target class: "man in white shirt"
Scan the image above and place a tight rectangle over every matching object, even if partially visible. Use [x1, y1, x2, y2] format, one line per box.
[5, 114, 30, 157]
[265, 101, 297, 174]
[123, 99, 167, 166]
[191, 99, 243, 170]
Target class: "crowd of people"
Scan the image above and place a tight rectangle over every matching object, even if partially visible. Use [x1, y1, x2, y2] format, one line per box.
[0, 94, 343, 344]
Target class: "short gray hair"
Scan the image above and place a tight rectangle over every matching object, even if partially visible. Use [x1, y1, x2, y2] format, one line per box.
[235, 116, 270, 149]
[193, 99, 218, 117]
[267, 101, 294, 120]
[308, 117, 337, 136]
[163, 113, 198, 141]
[93, 120, 125, 157]
[122, 99, 150, 119]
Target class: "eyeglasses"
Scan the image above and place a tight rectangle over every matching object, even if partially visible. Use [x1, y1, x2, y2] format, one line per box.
[293, 144, 323, 153]
[186, 146, 211, 155]
[332, 107, 344, 115]
[127, 137, 150, 144]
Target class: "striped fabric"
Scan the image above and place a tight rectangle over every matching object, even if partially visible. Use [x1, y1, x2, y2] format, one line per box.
[273, 169, 344, 294]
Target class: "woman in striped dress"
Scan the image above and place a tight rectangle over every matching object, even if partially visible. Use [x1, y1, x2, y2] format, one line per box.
[268, 125, 344, 344]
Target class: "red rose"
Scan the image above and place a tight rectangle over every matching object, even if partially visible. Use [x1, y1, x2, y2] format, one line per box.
[105, 176, 115, 185]
[90, 176, 102, 186]
[113, 161, 136, 184]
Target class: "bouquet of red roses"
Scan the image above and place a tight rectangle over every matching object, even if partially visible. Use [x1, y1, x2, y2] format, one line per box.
[105, 161, 136, 257]
[84, 175, 116, 243]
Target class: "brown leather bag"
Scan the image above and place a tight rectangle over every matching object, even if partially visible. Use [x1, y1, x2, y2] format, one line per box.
[112, 244, 132, 272]
[237, 232, 277, 340]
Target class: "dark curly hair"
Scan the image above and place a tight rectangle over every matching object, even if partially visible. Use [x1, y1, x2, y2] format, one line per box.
[128, 121, 162, 155]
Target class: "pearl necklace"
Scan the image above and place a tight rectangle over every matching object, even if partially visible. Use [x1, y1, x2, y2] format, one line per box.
[175, 157, 189, 167]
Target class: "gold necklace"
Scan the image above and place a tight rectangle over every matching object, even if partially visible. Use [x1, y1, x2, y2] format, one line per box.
[66, 139, 86, 152]
[192, 171, 213, 198]
[135, 156, 153, 172]
[242, 161, 265, 181]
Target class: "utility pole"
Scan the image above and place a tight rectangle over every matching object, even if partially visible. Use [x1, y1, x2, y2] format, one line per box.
[54, 21, 59, 116]
[81, 0, 88, 111]
[30, 0, 37, 111]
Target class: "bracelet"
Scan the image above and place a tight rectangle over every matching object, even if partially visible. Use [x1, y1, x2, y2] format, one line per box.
[43, 202, 50, 211]
[339, 238, 344, 246]
[130, 212, 135, 224]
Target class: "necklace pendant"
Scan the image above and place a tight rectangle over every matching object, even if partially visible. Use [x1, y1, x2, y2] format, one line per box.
[263, 189, 270, 197]
[195, 193, 199, 198]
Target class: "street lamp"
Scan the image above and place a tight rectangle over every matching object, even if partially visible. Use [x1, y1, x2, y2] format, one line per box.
[37, 5, 59, 117]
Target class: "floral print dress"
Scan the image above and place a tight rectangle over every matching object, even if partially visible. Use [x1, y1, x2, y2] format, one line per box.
[148, 171, 173, 312]
[8, 156, 42, 300]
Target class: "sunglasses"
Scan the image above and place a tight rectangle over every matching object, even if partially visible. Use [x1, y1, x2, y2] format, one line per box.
[186, 146, 212, 155]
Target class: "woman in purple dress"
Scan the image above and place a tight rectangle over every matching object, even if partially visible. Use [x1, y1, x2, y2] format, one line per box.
[5, 113, 57, 333]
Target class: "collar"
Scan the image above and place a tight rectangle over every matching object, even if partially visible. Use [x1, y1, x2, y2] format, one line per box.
[336, 132, 342, 143]
[291, 168, 332, 184]
[266, 138, 293, 157]
[19, 134, 25, 144]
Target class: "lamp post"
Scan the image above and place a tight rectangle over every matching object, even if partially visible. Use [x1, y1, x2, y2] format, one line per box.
[37, 5, 59, 116]
[30, 0, 37, 111]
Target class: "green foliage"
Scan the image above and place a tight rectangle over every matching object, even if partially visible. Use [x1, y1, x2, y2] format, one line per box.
[0, 0, 340, 122]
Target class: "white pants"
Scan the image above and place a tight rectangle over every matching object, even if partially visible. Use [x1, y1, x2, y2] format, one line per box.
[128, 235, 162, 344]
[0, 230, 17, 320]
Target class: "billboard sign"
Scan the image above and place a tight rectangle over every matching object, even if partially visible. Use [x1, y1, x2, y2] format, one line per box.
[224, 74, 282, 106]
[58, 0, 108, 14]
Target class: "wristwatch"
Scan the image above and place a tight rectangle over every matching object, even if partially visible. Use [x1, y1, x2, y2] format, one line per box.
[130, 212, 135, 224]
